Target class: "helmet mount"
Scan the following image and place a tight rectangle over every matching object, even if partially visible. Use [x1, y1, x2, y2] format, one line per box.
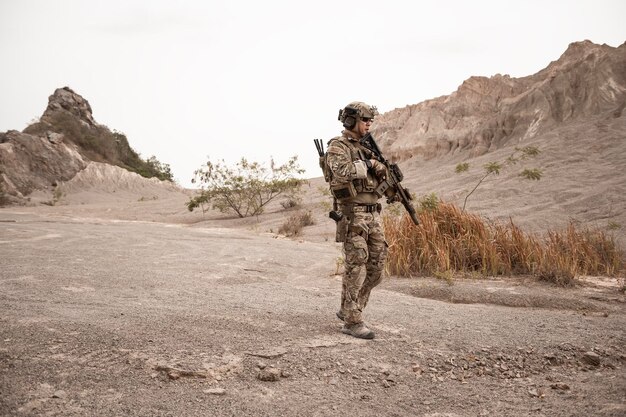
[338, 101, 378, 129]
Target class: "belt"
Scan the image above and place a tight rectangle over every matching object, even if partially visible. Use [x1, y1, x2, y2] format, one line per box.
[340, 203, 380, 213]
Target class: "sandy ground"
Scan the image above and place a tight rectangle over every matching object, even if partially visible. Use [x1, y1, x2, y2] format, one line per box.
[1, 167, 625, 417]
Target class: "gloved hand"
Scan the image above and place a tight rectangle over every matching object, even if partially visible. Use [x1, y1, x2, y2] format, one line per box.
[387, 193, 402, 204]
[367, 159, 387, 179]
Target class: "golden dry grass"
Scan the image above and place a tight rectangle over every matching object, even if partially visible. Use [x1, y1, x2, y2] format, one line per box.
[383, 201, 625, 285]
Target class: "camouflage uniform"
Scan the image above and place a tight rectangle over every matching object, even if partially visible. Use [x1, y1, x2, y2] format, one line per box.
[326, 128, 388, 327]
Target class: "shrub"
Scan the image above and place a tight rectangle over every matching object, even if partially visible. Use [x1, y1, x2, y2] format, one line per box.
[189, 156, 305, 218]
[520, 168, 543, 180]
[455, 162, 470, 173]
[419, 193, 439, 212]
[278, 210, 315, 237]
[608, 221, 622, 231]
[0, 183, 8, 206]
[281, 197, 301, 209]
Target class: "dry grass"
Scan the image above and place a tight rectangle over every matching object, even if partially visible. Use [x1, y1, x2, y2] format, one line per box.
[383, 201, 625, 285]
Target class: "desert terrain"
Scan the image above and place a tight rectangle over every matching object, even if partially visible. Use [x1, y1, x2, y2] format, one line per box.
[1, 164, 625, 417]
[1, 40, 625, 416]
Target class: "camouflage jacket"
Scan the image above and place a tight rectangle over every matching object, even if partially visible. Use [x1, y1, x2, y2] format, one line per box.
[326, 130, 382, 205]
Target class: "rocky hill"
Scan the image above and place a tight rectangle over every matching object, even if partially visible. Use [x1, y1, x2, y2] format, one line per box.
[356, 40, 626, 241]
[371, 40, 626, 160]
[0, 87, 172, 203]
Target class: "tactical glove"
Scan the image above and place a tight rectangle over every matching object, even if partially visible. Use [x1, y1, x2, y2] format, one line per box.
[366, 159, 387, 179]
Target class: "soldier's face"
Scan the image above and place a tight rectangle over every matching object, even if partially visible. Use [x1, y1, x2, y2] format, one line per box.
[357, 118, 372, 137]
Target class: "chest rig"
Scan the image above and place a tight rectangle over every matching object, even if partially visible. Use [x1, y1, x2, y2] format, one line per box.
[323, 136, 379, 200]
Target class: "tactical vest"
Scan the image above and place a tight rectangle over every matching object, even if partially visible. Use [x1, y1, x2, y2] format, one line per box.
[320, 136, 379, 200]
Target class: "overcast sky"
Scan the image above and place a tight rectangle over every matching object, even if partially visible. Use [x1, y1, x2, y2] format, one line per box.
[1, 0, 625, 187]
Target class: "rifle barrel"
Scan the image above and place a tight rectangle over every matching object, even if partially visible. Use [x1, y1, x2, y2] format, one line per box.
[314, 139, 324, 157]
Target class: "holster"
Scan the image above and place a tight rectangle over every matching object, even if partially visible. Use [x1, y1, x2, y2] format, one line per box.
[335, 215, 349, 243]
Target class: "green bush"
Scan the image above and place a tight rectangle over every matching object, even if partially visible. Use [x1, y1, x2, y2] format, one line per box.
[520, 168, 543, 180]
[455, 162, 469, 173]
[23, 114, 173, 182]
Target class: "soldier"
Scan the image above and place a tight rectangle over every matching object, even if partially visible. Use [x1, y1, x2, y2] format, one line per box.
[325, 101, 389, 339]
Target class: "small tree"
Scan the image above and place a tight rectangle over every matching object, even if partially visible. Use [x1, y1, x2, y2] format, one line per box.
[462, 162, 502, 211]
[458, 146, 542, 211]
[188, 156, 305, 218]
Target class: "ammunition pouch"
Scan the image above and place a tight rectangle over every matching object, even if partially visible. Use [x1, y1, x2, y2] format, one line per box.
[330, 182, 357, 200]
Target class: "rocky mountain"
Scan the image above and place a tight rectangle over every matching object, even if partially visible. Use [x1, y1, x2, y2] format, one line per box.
[0, 87, 172, 203]
[365, 40, 626, 240]
[372, 40, 626, 161]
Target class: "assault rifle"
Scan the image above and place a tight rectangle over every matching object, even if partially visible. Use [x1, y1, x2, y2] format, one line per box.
[360, 133, 419, 225]
[314, 138, 342, 222]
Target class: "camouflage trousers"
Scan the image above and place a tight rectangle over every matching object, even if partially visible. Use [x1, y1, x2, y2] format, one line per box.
[340, 211, 388, 325]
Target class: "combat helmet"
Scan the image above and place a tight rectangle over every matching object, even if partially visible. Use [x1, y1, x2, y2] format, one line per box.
[338, 101, 379, 129]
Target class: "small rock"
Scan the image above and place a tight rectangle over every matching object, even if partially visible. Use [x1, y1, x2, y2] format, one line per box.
[582, 351, 601, 366]
[550, 382, 570, 391]
[257, 362, 267, 370]
[382, 380, 391, 388]
[203, 388, 226, 395]
[47, 132, 64, 144]
[528, 388, 539, 397]
[52, 390, 67, 399]
[248, 347, 288, 359]
[257, 367, 282, 382]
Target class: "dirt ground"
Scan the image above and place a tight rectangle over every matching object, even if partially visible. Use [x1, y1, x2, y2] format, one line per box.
[1, 188, 625, 417]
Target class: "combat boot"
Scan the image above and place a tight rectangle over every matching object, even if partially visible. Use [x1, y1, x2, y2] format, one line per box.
[336, 310, 345, 321]
[341, 322, 375, 339]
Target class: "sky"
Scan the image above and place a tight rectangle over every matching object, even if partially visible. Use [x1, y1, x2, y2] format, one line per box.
[1, 0, 625, 187]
